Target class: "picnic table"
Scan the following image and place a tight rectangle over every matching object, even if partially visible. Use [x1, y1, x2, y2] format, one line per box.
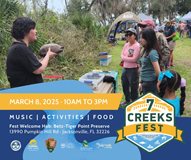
[93, 82, 114, 93]
[93, 71, 118, 93]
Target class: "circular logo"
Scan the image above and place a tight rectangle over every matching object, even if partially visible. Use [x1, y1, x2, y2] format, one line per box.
[10, 140, 21, 151]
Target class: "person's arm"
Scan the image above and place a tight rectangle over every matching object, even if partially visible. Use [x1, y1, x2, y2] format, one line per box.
[166, 26, 176, 39]
[122, 45, 140, 63]
[149, 50, 161, 77]
[33, 48, 57, 74]
[121, 43, 127, 60]
[166, 32, 176, 39]
[152, 61, 161, 77]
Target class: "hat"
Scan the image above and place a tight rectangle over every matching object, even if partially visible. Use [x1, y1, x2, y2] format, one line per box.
[126, 28, 137, 35]
[138, 19, 155, 27]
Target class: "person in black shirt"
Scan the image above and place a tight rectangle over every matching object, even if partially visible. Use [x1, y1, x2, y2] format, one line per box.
[6, 17, 56, 88]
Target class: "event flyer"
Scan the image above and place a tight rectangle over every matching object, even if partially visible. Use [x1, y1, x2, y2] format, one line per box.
[1, 80, 191, 160]
[1, 1, 191, 160]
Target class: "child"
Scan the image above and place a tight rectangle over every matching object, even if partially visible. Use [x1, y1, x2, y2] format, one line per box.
[157, 70, 186, 116]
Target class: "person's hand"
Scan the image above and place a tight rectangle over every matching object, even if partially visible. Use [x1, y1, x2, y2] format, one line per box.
[139, 83, 143, 95]
[157, 81, 161, 92]
[47, 47, 57, 58]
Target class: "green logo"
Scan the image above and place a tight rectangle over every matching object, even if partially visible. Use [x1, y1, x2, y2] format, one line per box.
[82, 140, 88, 148]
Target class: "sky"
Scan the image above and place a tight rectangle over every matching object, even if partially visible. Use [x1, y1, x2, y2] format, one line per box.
[48, 0, 66, 13]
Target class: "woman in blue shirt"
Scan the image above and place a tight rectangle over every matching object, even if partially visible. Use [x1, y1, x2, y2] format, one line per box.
[139, 28, 161, 95]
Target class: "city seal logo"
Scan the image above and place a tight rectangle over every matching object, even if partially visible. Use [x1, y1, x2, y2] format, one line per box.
[10, 140, 21, 151]
[116, 93, 183, 152]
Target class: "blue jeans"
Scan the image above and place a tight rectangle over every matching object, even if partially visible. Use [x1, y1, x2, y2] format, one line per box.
[142, 80, 158, 95]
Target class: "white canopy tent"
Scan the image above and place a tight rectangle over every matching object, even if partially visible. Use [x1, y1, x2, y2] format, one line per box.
[138, 13, 153, 21]
[182, 11, 191, 21]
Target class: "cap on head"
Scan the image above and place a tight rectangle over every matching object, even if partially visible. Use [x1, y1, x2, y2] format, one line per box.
[138, 19, 155, 28]
[126, 28, 137, 35]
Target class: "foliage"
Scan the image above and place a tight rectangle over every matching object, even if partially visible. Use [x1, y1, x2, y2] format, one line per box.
[1, 0, 191, 88]
[67, 0, 89, 15]
[0, 1, 109, 87]
[0, 0, 20, 55]
[0, 0, 22, 88]
[70, 13, 105, 40]
[147, 0, 176, 23]
[175, 0, 191, 15]
[34, 13, 109, 80]
[0, 55, 9, 88]
[66, 0, 107, 40]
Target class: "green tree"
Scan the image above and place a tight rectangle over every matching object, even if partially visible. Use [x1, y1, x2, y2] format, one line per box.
[149, 0, 176, 23]
[0, 0, 20, 54]
[0, 0, 21, 87]
[67, 0, 106, 39]
[176, 0, 191, 15]
[67, 0, 89, 15]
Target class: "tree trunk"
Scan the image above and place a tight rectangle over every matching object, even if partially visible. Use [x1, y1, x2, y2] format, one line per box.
[148, 0, 151, 15]
[40, 0, 49, 18]
[64, 0, 68, 12]
[44, 0, 48, 16]
[158, 14, 161, 25]
[87, 0, 96, 11]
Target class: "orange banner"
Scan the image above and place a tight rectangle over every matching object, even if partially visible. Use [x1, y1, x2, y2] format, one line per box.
[0, 93, 122, 110]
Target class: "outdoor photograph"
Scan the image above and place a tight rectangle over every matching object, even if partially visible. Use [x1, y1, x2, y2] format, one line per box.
[0, 0, 191, 116]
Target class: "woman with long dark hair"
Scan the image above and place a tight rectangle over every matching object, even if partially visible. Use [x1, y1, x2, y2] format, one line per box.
[139, 28, 161, 94]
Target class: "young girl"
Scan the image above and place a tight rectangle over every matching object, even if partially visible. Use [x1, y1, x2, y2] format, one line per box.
[139, 28, 161, 95]
[157, 70, 186, 116]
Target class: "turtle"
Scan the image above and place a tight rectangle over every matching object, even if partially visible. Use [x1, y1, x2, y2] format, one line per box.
[39, 43, 64, 57]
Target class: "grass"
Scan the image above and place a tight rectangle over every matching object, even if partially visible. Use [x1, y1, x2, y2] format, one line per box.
[96, 38, 191, 116]
[98, 41, 125, 93]
[0, 37, 190, 116]
[173, 38, 191, 116]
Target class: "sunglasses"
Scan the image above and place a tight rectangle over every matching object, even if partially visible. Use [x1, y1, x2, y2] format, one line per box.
[140, 25, 147, 28]
[125, 32, 133, 37]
